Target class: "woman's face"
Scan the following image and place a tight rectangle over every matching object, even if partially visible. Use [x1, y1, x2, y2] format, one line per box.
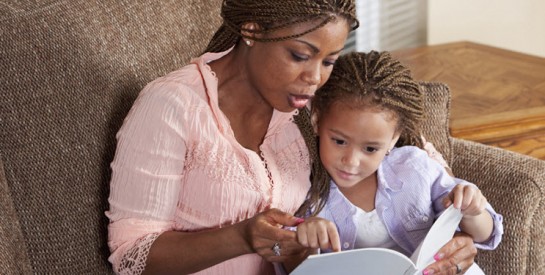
[246, 18, 351, 112]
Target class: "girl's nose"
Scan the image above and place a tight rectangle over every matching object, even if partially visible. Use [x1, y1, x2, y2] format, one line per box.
[342, 150, 359, 167]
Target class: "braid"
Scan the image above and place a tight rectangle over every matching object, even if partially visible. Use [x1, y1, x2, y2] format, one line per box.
[293, 108, 331, 217]
[315, 51, 424, 148]
[205, 0, 359, 53]
[296, 51, 423, 216]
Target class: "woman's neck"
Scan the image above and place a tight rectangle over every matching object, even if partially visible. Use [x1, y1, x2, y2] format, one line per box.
[209, 46, 274, 153]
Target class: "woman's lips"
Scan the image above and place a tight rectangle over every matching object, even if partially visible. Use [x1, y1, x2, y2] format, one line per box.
[288, 94, 312, 109]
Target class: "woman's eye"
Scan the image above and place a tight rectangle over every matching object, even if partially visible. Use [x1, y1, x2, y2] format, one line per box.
[291, 52, 309, 62]
[323, 59, 336, 67]
[364, 147, 378, 153]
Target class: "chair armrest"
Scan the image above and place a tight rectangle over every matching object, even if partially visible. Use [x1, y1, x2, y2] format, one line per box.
[450, 138, 545, 275]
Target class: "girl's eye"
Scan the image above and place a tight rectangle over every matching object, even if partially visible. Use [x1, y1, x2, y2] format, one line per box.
[364, 147, 378, 153]
[291, 52, 309, 62]
[332, 138, 346, 146]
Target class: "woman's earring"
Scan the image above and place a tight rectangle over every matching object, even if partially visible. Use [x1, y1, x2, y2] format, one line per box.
[245, 39, 252, 46]
[386, 149, 391, 156]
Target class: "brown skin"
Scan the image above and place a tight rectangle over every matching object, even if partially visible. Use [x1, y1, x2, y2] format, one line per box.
[426, 232, 478, 275]
[142, 18, 351, 274]
[213, 18, 350, 152]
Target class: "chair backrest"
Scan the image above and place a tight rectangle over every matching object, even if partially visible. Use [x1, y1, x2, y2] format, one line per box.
[419, 81, 453, 163]
[0, 0, 222, 273]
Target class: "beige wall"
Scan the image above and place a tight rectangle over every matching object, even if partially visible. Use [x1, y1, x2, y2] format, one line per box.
[428, 0, 545, 58]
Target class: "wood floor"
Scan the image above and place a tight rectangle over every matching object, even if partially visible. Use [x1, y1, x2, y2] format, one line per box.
[391, 41, 545, 160]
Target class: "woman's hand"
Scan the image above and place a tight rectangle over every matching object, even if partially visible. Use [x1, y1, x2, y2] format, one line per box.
[296, 216, 341, 252]
[240, 208, 308, 262]
[422, 232, 477, 275]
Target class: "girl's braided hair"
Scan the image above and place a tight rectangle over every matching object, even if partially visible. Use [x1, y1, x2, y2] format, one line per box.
[205, 0, 359, 53]
[295, 51, 424, 216]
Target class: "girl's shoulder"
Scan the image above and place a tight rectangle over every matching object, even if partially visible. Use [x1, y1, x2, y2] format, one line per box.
[382, 146, 444, 181]
[385, 146, 428, 165]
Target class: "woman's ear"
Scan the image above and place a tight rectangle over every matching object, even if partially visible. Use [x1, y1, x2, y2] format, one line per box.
[241, 22, 260, 46]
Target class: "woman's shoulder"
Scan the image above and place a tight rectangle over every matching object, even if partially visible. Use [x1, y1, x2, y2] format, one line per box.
[142, 64, 205, 96]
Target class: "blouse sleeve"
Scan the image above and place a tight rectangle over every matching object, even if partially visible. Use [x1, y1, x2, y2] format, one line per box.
[106, 81, 191, 274]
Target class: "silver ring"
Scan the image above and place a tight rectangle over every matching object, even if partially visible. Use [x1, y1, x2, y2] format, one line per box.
[272, 242, 281, 256]
[455, 263, 463, 274]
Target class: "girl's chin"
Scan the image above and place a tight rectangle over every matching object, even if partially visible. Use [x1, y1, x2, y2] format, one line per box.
[331, 178, 358, 189]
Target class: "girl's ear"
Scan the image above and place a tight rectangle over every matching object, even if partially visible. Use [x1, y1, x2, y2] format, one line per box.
[311, 112, 319, 135]
[240, 22, 260, 46]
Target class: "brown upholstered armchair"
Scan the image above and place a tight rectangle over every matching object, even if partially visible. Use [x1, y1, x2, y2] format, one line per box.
[1, 1, 544, 274]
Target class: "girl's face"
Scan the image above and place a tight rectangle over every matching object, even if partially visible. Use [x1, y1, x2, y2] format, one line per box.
[246, 18, 351, 112]
[316, 102, 400, 189]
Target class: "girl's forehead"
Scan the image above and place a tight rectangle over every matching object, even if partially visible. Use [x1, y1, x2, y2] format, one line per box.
[326, 101, 399, 122]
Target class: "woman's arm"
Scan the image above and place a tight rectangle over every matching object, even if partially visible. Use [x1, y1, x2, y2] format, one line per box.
[142, 209, 305, 274]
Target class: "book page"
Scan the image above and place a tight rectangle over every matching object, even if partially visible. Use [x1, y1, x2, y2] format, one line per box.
[290, 205, 463, 275]
[410, 205, 463, 271]
[290, 247, 416, 275]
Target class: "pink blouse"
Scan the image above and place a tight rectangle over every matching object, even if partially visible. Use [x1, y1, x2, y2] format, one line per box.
[106, 50, 311, 274]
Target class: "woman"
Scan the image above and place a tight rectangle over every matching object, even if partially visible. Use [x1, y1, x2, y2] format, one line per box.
[106, 1, 477, 274]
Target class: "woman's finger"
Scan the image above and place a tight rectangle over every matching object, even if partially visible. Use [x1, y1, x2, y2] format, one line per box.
[423, 232, 477, 274]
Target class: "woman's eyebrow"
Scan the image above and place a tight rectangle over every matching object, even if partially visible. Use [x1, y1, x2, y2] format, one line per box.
[293, 39, 344, 55]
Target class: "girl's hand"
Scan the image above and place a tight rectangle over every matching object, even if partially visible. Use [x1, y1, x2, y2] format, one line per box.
[422, 232, 477, 275]
[443, 184, 487, 217]
[240, 208, 308, 262]
[295, 216, 341, 252]
[443, 184, 494, 243]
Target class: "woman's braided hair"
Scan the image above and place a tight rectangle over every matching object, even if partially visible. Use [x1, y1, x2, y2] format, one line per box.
[205, 0, 359, 53]
[295, 51, 424, 216]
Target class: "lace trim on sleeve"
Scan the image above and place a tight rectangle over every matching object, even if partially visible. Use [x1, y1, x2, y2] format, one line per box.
[117, 232, 160, 275]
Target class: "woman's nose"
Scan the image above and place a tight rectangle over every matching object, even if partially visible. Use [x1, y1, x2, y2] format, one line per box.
[302, 62, 321, 86]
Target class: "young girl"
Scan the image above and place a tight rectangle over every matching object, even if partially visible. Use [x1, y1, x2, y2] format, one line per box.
[294, 51, 503, 275]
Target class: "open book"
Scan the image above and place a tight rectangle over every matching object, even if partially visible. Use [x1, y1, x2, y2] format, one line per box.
[290, 205, 463, 275]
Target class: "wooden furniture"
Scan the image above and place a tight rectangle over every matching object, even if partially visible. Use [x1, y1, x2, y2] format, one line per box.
[392, 41, 545, 160]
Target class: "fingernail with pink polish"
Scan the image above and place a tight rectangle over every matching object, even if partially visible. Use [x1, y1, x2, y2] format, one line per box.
[434, 253, 443, 261]
[295, 218, 305, 225]
[423, 269, 434, 275]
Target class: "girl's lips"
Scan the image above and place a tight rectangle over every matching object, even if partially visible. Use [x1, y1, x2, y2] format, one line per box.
[336, 169, 356, 180]
[288, 94, 312, 109]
